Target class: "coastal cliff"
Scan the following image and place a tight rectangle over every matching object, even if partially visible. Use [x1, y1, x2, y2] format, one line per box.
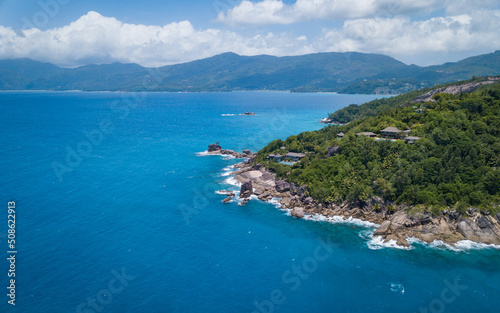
[224, 161, 500, 247]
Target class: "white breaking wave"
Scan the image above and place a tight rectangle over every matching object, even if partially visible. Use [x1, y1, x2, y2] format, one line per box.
[407, 237, 500, 252]
[367, 236, 413, 250]
[358, 229, 373, 241]
[196, 150, 210, 156]
[221, 114, 236, 116]
[224, 176, 241, 187]
[268, 197, 283, 209]
[454, 240, 500, 251]
[303, 213, 379, 228]
[220, 165, 234, 177]
[196, 150, 234, 157]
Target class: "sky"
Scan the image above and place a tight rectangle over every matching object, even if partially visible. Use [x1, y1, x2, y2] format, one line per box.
[0, 0, 499, 68]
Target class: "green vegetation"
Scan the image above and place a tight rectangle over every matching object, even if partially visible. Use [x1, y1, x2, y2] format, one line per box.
[328, 88, 431, 123]
[1, 50, 500, 93]
[255, 81, 500, 213]
[337, 78, 430, 95]
[328, 76, 499, 123]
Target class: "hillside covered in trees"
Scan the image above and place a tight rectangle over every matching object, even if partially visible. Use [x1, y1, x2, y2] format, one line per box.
[254, 79, 500, 215]
[1, 51, 500, 93]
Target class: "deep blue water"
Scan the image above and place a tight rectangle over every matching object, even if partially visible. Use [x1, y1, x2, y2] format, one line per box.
[1, 91, 499, 313]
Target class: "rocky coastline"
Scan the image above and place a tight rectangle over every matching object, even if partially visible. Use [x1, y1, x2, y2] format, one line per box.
[206, 143, 257, 159]
[210, 144, 500, 248]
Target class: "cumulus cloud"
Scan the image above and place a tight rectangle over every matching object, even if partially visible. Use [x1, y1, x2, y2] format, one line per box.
[217, 0, 436, 25]
[0, 10, 498, 67]
[315, 10, 500, 65]
[217, 0, 499, 26]
[0, 11, 313, 67]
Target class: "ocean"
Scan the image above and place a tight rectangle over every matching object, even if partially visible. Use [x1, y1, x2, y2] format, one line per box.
[1, 91, 499, 313]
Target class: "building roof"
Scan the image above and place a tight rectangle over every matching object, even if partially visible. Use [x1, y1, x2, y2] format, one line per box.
[286, 152, 306, 158]
[405, 136, 420, 141]
[268, 153, 276, 157]
[381, 127, 402, 133]
[337, 132, 345, 137]
[356, 132, 377, 137]
[275, 154, 283, 158]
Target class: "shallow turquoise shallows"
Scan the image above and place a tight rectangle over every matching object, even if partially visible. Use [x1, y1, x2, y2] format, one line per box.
[1, 91, 499, 313]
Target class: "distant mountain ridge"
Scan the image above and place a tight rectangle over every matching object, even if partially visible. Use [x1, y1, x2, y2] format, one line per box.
[1, 51, 499, 94]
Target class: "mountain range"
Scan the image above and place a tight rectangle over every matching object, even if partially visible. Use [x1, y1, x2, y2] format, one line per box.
[1, 51, 499, 94]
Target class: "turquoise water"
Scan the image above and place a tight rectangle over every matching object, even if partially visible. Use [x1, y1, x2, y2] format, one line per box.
[1, 91, 499, 313]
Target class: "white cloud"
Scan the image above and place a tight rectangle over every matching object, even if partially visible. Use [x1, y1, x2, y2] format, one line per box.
[0, 11, 313, 67]
[0, 10, 498, 67]
[217, 0, 499, 26]
[315, 10, 500, 65]
[217, 0, 437, 25]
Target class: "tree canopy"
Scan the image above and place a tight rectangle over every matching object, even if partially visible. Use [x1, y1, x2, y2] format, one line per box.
[255, 80, 500, 214]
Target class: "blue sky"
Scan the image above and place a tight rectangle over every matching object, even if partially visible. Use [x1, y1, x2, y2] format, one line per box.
[0, 0, 499, 67]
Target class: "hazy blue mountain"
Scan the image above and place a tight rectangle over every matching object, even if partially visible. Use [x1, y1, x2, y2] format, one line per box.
[1, 51, 499, 93]
[425, 50, 500, 81]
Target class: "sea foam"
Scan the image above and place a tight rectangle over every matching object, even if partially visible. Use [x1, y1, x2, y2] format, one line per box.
[367, 236, 413, 250]
[224, 176, 241, 187]
[220, 165, 235, 177]
[303, 213, 379, 228]
[407, 237, 500, 252]
[196, 150, 210, 156]
[454, 240, 500, 251]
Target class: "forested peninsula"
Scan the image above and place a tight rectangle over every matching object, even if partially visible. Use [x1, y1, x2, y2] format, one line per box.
[245, 77, 500, 246]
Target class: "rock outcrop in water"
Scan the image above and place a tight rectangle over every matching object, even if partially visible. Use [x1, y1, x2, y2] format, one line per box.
[206, 144, 257, 159]
[240, 181, 253, 198]
[208, 143, 222, 152]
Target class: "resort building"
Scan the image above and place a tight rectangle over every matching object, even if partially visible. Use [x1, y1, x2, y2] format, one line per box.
[337, 132, 344, 138]
[267, 153, 283, 162]
[285, 152, 306, 161]
[405, 136, 421, 144]
[380, 127, 403, 139]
